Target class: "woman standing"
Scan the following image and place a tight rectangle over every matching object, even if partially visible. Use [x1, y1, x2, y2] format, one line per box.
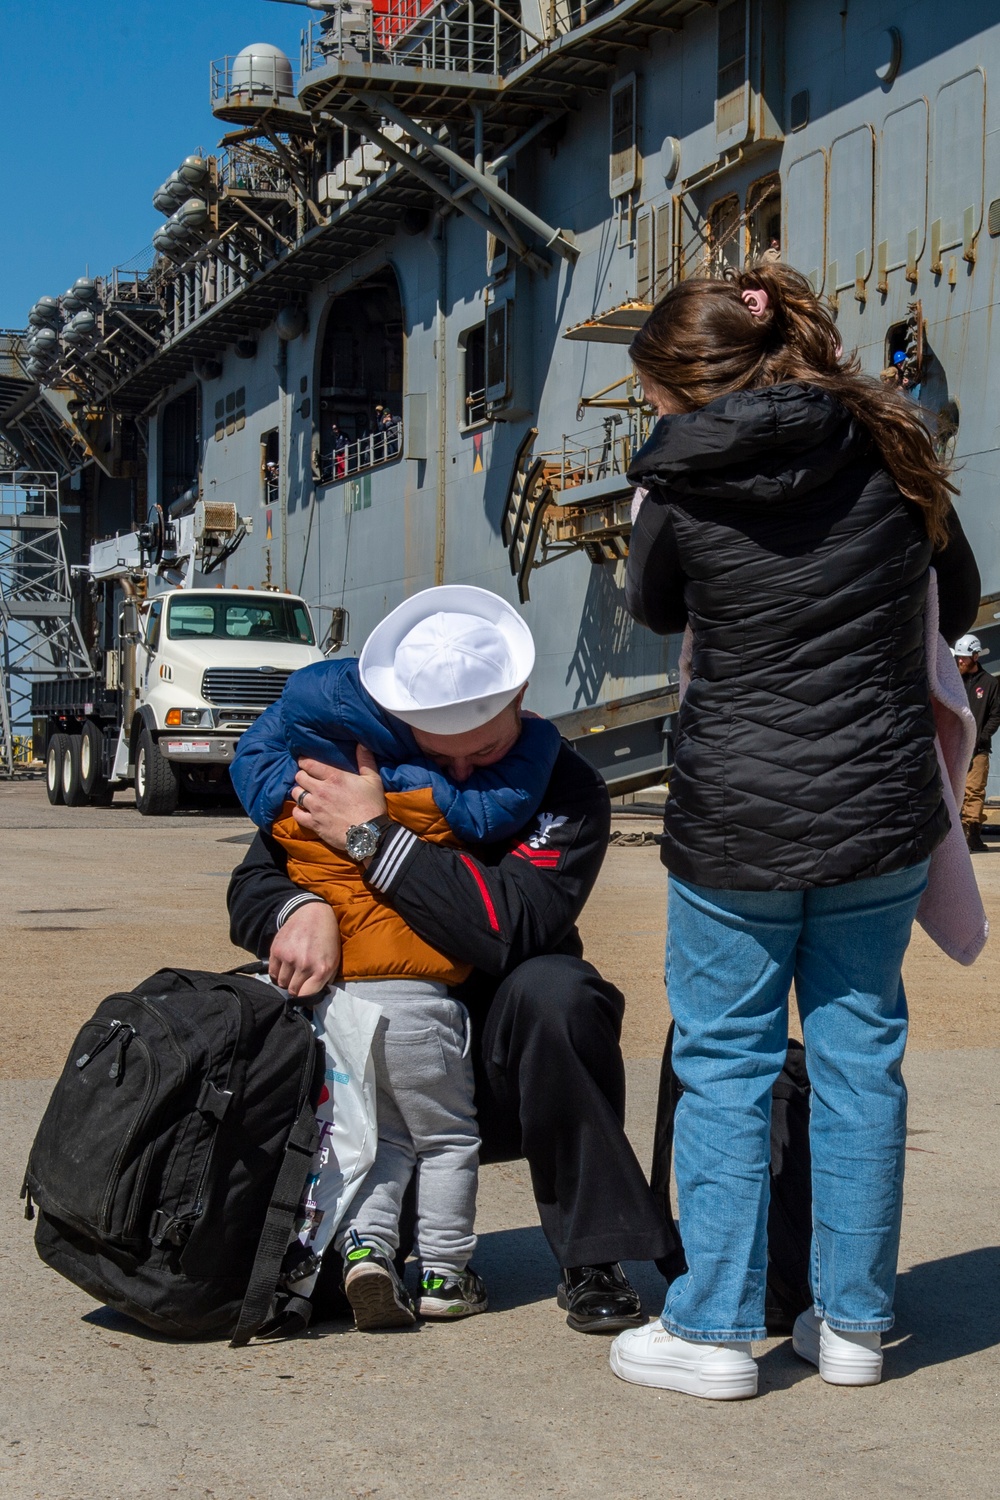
[612, 265, 980, 1400]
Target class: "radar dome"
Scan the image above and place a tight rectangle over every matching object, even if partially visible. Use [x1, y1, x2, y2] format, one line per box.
[231, 43, 294, 99]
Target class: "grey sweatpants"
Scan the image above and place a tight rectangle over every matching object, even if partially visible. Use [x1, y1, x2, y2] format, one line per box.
[335, 979, 480, 1273]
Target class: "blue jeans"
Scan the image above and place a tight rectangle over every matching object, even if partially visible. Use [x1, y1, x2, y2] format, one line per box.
[661, 860, 930, 1343]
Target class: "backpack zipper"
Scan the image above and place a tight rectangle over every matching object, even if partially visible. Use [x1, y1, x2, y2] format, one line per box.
[109, 1027, 135, 1084]
[99, 1033, 159, 1238]
[75, 1019, 123, 1071]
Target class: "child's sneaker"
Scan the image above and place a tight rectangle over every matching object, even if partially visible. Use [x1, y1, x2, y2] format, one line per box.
[418, 1267, 489, 1320]
[343, 1237, 416, 1331]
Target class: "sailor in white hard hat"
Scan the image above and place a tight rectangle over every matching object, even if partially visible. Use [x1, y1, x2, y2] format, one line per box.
[952, 633, 1000, 851]
[951, 633, 988, 662]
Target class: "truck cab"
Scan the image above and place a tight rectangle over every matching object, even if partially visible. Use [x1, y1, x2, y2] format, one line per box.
[124, 587, 326, 812]
[134, 587, 324, 773]
[37, 586, 325, 815]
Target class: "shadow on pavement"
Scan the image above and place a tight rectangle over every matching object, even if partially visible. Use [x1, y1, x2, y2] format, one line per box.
[889, 1245, 1000, 1373]
[474, 1224, 556, 1310]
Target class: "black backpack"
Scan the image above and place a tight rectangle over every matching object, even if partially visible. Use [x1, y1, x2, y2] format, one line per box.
[21, 966, 325, 1346]
[650, 1023, 813, 1334]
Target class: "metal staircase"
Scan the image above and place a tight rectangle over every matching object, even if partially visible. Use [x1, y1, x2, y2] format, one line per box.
[501, 428, 551, 602]
[0, 469, 91, 775]
[500, 414, 650, 602]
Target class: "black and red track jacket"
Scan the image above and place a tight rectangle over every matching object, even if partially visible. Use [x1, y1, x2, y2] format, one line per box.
[227, 741, 611, 992]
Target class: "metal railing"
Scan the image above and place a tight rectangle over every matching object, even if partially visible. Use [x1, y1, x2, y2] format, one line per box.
[211, 54, 300, 108]
[219, 144, 293, 197]
[0, 470, 61, 518]
[303, 3, 504, 76]
[316, 421, 403, 485]
[108, 244, 159, 302]
[464, 387, 487, 424]
[539, 411, 652, 496]
[0, 331, 29, 380]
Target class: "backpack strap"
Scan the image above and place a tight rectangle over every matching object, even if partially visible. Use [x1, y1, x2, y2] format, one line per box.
[229, 1091, 321, 1348]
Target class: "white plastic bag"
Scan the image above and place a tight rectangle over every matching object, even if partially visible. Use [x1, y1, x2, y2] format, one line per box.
[280, 984, 383, 1295]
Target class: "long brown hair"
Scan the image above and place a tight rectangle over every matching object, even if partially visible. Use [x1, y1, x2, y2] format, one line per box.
[629, 263, 956, 547]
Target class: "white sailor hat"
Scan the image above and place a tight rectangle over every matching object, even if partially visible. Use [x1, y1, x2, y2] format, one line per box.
[358, 584, 534, 734]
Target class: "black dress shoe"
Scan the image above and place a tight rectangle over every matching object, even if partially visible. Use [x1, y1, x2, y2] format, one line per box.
[556, 1262, 645, 1334]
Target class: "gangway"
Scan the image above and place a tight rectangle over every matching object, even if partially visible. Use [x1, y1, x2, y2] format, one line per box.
[0, 469, 91, 776]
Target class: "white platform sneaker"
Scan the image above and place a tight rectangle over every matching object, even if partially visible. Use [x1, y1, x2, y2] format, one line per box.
[610, 1319, 758, 1400]
[792, 1308, 883, 1385]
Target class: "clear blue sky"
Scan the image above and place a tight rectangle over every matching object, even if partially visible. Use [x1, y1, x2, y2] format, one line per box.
[1, 2, 303, 329]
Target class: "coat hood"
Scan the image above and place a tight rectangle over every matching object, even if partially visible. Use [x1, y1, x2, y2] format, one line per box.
[627, 382, 872, 504]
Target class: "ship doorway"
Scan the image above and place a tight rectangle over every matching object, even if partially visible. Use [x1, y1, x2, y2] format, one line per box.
[159, 386, 200, 507]
[316, 267, 403, 483]
[261, 428, 279, 507]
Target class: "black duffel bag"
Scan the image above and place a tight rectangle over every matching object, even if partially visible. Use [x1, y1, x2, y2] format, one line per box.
[650, 1022, 813, 1334]
[21, 965, 324, 1345]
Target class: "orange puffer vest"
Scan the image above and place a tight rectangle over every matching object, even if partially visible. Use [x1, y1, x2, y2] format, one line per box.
[271, 786, 472, 985]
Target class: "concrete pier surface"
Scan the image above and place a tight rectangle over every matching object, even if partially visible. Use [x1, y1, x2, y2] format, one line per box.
[2, 782, 998, 1500]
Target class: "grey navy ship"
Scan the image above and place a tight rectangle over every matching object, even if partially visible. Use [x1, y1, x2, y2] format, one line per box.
[2, 0, 999, 795]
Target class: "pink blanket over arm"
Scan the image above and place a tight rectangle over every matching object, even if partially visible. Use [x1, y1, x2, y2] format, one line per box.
[916, 570, 988, 964]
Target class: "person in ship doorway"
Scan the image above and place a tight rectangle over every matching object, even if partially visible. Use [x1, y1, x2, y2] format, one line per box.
[613, 262, 981, 1401]
[227, 587, 673, 1334]
[953, 633, 1000, 852]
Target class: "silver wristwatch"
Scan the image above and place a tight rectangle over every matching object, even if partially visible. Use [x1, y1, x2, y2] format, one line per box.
[345, 815, 391, 862]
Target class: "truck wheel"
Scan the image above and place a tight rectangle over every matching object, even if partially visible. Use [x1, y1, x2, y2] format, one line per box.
[62, 736, 89, 807]
[135, 728, 179, 816]
[79, 720, 107, 797]
[46, 734, 68, 805]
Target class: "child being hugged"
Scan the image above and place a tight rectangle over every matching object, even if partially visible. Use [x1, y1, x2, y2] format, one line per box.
[231, 586, 560, 1331]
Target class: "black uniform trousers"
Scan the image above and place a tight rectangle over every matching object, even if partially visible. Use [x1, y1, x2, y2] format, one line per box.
[455, 953, 672, 1268]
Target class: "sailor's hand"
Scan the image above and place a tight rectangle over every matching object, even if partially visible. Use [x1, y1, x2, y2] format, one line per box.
[292, 746, 386, 850]
[268, 899, 341, 1001]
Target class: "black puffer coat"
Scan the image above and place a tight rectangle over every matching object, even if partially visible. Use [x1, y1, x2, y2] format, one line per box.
[625, 382, 981, 890]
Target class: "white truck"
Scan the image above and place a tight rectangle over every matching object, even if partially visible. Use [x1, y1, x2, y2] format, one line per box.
[34, 499, 326, 814]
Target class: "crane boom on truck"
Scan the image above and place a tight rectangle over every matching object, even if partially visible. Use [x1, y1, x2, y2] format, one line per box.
[34, 497, 325, 814]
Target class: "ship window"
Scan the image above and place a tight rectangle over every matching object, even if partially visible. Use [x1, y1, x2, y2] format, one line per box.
[214, 387, 246, 441]
[160, 386, 200, 506]
[462, 324, 488, 427]
[707, 194, 741, 276]
[746, 174, 781, 265]
[716, 0, 749, 143]
[609, 76, 638, 199]
[884, 305, 924, 392]
[315, 267, 403, 485]
[485, 300, 511, 405]
[789, 90, 810, 132]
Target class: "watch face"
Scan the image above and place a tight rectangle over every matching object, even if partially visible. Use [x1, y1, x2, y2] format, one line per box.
[346, 821, 379, 860]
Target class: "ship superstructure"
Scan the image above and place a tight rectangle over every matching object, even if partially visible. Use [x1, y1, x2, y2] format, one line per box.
[3, 0, 1000, 790]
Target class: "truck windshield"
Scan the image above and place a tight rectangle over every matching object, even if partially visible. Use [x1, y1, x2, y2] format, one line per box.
[165, 595, 315, 645]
